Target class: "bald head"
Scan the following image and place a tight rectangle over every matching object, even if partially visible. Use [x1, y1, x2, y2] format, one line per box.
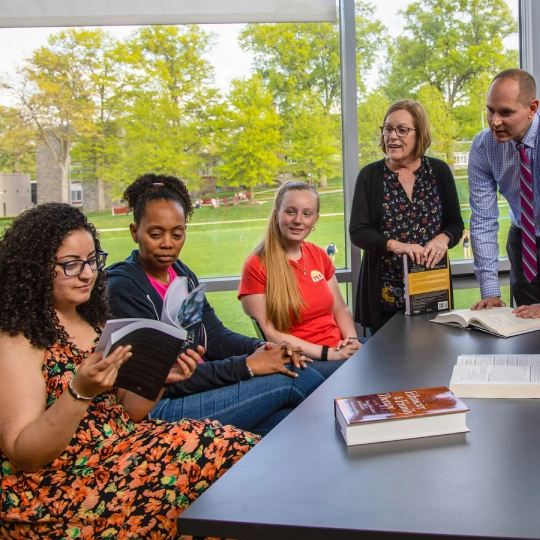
[491, 69, 537, 106]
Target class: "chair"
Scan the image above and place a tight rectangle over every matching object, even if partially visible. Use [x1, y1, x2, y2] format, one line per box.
[250, 318, 267, 341]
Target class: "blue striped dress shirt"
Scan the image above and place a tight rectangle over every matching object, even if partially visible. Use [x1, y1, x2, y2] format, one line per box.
[468, 112, 540, 298]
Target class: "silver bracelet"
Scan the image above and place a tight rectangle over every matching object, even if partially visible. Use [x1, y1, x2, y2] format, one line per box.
[348, 337, 359, 341]
[68, 378, 97, 401]
[246, 363, 255, 378]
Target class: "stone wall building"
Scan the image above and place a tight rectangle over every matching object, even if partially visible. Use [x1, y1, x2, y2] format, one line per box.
[36, 139, 64, 204]
[36, 140, 114, 212]
[0, 173, 31, 216]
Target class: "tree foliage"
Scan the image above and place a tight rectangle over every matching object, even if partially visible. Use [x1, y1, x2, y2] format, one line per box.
[0, 1, 520, 206]
[105, 25, 218, 195]
[2, 29, 101, 203]
[287, 92, 342, 186]
[0, 106, 36, 175]
[216, 75, 282, 200]
[68, 31, 131, 208]
[417, 84, 457, 162]
[239, 1, 387, 115]
[357, 89, 391, 167]
[385, 0, 517, 111]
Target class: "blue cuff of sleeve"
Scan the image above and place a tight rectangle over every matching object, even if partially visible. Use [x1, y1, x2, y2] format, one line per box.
[480, 283, 502, 300]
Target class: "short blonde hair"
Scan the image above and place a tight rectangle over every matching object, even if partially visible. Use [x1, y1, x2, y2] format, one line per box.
[379, 99, 431, 159]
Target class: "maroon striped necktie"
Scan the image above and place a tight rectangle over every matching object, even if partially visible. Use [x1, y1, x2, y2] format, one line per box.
[516, 140, 537, 282]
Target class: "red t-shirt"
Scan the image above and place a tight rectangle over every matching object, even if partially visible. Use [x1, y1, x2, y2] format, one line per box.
[238, 242, 342, 347]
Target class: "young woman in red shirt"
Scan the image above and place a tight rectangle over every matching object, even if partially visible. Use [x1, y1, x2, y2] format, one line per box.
[239, 182, 364, 378]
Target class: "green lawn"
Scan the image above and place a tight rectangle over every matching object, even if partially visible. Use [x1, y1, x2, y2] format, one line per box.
[1, 183, 516, 336]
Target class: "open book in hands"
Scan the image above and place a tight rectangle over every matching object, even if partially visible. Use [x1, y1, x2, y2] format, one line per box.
[96, 278, 206, 400]
[161, 277, 206, 353]
[430, 307, 540, 338]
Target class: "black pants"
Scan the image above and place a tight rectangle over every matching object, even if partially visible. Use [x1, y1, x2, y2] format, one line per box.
[506, 225, 540, 306]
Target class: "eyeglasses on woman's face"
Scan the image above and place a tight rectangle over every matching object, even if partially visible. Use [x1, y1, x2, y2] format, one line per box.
[380, 125, 416, 138]
[56, 250, 108, 277]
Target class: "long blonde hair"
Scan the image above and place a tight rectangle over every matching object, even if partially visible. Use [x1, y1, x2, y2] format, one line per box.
[254, 181, 320, 332]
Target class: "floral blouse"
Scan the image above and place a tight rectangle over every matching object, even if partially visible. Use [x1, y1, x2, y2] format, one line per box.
[380, 156, 442, 311]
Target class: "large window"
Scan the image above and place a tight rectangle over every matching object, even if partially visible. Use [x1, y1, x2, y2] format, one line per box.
[0, 0, 534, 333]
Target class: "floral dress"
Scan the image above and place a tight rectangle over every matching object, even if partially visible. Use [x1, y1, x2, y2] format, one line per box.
[380, 156, 442, 312]
[1, 339, 259, 539]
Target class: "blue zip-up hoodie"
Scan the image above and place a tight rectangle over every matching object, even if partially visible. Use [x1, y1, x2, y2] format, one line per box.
[107, 250, 261, 397]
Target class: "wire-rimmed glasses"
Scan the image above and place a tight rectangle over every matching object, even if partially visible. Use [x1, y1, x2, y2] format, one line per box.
[56, 251, 108, 277]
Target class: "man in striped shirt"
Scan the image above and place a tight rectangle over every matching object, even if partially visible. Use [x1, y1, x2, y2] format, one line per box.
[468, 69, 540, 316]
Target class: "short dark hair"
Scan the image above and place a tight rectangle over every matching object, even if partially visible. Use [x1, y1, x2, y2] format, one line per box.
[0, 203, 109, 348]
[121, 173, 194, 224]
[379, 99, 431, 159]
[491, 69, 537, 106]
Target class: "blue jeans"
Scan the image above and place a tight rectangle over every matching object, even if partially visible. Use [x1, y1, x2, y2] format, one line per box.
[151, 365, 325, 436]
[309, 359, 347, 378]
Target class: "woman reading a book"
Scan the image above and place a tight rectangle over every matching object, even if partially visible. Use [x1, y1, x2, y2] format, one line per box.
[239, 181, 363, 374]
[0, 203, 258, 539]
[349, 99, 463, 334]
[107, 174, 325, 435]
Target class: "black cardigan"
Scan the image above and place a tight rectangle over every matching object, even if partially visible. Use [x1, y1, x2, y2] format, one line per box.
[349, 157, 464, 332]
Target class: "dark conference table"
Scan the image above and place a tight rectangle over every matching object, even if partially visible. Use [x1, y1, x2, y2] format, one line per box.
[177, 312, 540, 539]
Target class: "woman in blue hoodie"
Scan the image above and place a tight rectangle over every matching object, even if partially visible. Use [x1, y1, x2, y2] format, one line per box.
[107, 173, 325, 435]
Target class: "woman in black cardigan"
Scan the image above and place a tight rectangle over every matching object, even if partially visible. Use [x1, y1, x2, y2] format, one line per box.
[350, 99, 463, 333]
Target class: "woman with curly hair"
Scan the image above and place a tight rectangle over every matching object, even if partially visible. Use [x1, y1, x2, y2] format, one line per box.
[107, 173, 324, 434]
[0, 203, 258, 539]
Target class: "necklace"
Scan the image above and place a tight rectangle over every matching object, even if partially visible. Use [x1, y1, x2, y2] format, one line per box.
[288, 246, 306, 275]
[295, 258, 307, 276]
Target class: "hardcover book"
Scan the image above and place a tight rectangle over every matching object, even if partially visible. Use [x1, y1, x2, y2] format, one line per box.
[402, 253, 452, 316]
[449, 354, 540, 398]
[334, 386, 469, 446]
[430, 307, 540, 338]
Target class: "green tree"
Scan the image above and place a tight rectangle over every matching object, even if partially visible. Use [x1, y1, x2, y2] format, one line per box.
[0, 106, 36, 175]
[385, 0, 518, 112]
[70, 32, 132, 209]
[453, 49, 518, 140]
[287, 93, 341, 185]
[217, 75, 282, 201]
[2, 29, 98, 203]
[107, 25, 219, 195]
[417, 84, 457, 164]
[357, 89, 391, 167]
[239, 1, 387, 114]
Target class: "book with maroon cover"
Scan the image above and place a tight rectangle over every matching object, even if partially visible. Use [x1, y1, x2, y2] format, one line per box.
[334, 386, 469, 446]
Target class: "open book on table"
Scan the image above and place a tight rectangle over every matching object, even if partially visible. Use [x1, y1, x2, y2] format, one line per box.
[430, 307, 540, 338]
[449, 354, 540, 398]
[96, 278, 206, 400]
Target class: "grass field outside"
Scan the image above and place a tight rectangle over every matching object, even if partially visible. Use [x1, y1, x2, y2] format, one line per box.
[0, 179, 515, 336]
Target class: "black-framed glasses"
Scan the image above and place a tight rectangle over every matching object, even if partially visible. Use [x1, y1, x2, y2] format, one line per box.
[380, 125, 416, 137]
[56, 251, 108, 277]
